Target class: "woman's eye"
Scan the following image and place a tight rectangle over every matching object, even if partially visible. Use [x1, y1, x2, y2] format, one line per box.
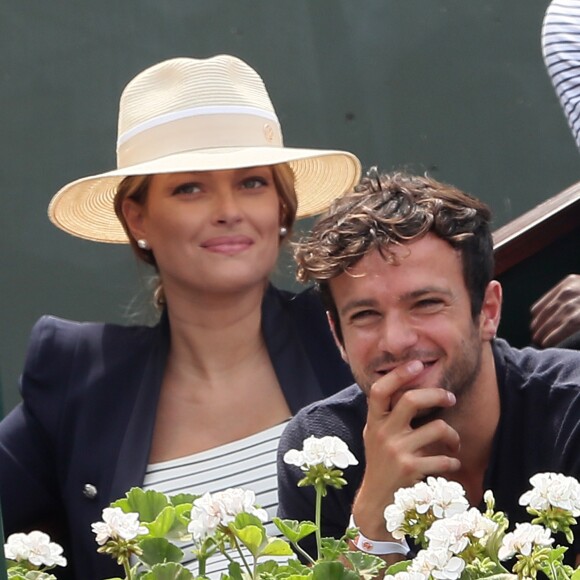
[172, 182, 201, 195]
[241, 176, 268, 189]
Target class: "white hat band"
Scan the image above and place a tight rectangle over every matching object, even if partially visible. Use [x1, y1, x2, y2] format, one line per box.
[117, 110, 283, 168]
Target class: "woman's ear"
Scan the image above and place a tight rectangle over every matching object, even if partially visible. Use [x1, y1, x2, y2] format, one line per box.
[121, 197, 147, 242]
[480, 280, 502, 340]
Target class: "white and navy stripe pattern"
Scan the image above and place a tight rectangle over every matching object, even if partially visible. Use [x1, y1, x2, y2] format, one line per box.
[543, 0, 580, 149]
[142, 421, 289, 578]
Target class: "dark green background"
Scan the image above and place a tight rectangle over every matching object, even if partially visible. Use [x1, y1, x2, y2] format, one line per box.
[1, 1, 579, 412]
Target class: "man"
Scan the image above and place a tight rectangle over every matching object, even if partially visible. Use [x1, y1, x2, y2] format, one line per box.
[277, 171, 580, 565]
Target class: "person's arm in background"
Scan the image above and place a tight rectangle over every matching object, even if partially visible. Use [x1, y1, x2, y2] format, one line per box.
[530, 274, 580, 347]
[543, 0, 580, 149]
[531, 3, 580, 348]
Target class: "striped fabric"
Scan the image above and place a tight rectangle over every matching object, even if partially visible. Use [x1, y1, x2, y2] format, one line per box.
[543, 0, 580, 149]
[142, 420, 290, 578]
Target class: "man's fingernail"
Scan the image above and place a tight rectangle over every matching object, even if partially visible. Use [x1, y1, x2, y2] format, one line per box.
[448, 392, 456, 404]
[406, 360, 423, 374]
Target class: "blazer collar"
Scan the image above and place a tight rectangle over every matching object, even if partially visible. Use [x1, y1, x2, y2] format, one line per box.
[109, 310, 170, 501]
[261, 285, 324, 413]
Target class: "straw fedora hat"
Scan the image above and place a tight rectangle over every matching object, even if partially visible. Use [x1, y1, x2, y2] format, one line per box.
[48, 55, 362, 243]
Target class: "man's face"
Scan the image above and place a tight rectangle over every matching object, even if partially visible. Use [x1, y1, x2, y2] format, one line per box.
[329, 234, 488, 417]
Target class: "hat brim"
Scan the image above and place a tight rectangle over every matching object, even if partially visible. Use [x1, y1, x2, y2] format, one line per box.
[48, 146, 361, 243]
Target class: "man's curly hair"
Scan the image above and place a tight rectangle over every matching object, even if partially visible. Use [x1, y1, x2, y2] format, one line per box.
[294, 171, 494, 342]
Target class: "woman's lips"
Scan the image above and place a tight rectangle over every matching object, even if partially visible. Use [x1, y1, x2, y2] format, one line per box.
[200, 236, 254, 254]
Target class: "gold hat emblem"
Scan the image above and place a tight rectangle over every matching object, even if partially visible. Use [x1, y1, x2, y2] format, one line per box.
[263, 123, 274, 143]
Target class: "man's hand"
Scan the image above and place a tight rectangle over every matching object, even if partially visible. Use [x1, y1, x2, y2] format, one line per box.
[352, 360, 460, 541]
[530, 274, 580, 347]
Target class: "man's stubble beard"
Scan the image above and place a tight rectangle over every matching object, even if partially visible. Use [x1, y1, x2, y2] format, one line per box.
[354, 321, 484, 428]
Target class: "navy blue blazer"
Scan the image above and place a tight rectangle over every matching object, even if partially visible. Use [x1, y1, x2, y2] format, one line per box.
[0, 285, 353, 580]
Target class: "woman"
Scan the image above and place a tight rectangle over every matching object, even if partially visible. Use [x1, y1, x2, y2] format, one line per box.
[0, 55, 360, 579]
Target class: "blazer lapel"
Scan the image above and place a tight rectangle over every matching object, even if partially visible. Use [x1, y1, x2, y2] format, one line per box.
[108, 312, 170, 502]
[262, 286, 324, 414]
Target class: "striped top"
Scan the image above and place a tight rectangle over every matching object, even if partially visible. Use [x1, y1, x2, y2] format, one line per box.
[142, 420, 290, 578]
[543, 0, 580, 149]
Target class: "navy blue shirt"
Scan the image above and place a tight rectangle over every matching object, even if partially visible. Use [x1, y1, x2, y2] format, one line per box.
[277, 339, 580, 564]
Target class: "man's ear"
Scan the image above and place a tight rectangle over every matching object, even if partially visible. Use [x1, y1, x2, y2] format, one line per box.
[326, 311, 348, 363]
[121, 197, 147, 242]
[480, 280, 502, 340]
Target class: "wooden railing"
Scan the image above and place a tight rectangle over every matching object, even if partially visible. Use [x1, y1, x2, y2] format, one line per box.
[493, 180, 580, 347]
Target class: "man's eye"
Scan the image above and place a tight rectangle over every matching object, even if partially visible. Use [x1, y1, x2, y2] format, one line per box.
[415, 299, 444, 311]
[350, 310, 379, 322]
[172, 182, 201, 195]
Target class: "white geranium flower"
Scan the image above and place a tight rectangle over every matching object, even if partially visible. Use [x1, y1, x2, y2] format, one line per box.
[411, 481, 436, 515]
[498, 522, 553, 560]
[5, 533, 30, 562]
[425, 508, 497, 554]
[384, 503, 407, 539]
[426, 477, 469, 519]
[519, 473, 580, 516]
[5, 531, 66, 568]
[214, 488, 268, 525]
[91, 507, 148, 545]
[188, 488, 268, 542]
[384, 571, 429, 580]
[409, 548, 465, 580]
[384, 478, 469, 541]
[283, 435, 358, 469]
[188, 492, 223, 542]
[385, 486, 420, 539]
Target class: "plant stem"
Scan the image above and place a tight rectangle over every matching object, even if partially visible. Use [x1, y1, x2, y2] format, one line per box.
[291, 541, 316, 565]
[122, 558, 132, 580]
[230, 537, 252, 574]
[197, 555, 206, 578]
[315, 485, 323, 558]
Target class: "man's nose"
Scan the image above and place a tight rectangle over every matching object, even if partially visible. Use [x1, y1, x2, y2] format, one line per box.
[377, 312, 419, 358]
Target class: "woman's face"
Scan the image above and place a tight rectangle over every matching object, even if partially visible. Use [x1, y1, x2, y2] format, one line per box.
[122, 166, 283, 297]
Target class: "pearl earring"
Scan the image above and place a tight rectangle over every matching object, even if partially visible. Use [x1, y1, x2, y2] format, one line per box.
[279, 227, 288, 238]
[137, 239, 150, 250]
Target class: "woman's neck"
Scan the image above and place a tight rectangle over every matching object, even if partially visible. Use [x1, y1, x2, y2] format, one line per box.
[163, 282, 268, 381]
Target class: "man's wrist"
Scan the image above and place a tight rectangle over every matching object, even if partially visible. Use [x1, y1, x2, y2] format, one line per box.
[348, 515, 410, 556]
[351, 488, 396, 540]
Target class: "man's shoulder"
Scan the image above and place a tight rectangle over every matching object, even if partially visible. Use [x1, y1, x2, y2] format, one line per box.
[280, 384, 366, 447]
[494, 338, 580, 397]
[294, 384, 365, 419]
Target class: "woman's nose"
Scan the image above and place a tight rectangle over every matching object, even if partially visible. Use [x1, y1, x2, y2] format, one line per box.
[212, 190, 243, 225]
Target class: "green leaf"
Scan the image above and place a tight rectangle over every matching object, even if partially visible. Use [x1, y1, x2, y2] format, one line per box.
[139, 537, 184, 567]
[311, 561, 360, 580]
[226, 560, 244, 580]
[272, 518, 317, 543]
[319, 537, 349, 561]
[146, 505, 178, 537]
[230, 524, 265, 556]
[344, 551, 386, 579]
[259, 537, 294, 557]
[385, 559, 412, 576]
[233, 512, 266, 530]
[571, 568, 580, 580]
[169, 493, 197, 506]
[112, 487, 170, 523]
[139, 562, 194, 580]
